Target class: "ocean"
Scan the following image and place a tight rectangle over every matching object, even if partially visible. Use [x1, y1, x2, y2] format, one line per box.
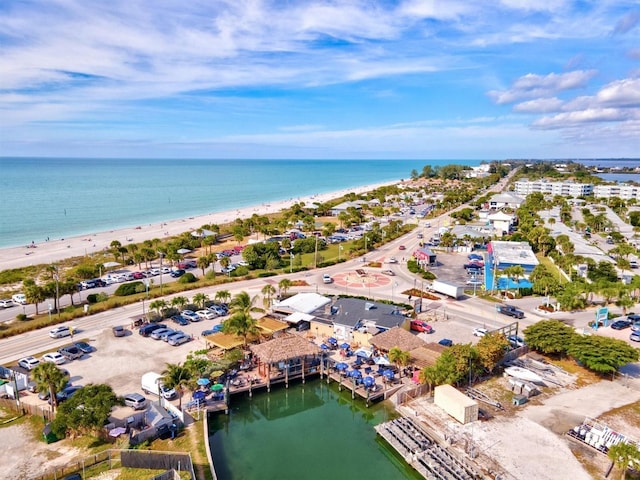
[0, 158, 481, 249]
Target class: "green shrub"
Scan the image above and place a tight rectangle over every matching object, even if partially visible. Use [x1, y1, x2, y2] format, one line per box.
[114, 281, 144, 296]
[16, 313, 30, 321]
[178, 272, 198, 283]
[258, 272, 277, 278]
[86, 293, 99, 304]
[231, 266, 249, 277]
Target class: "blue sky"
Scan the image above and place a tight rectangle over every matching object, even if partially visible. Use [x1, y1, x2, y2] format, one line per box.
[1, 0, 639, 159]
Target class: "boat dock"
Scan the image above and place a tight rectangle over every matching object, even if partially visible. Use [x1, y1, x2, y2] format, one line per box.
[375, 417, 480, 480]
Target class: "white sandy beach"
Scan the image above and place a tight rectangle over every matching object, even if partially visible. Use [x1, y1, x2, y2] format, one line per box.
[0, 181, 399, 271]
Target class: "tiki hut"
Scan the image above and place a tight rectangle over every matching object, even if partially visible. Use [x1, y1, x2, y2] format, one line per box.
[368, 326, 427, 353]
[249, 334, 322, 391]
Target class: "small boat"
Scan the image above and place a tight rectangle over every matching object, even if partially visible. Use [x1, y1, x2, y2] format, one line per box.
[504, 366, 544, 383]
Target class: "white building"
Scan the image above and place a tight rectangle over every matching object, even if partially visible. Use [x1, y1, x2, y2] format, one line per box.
[514, 180, 593, 197]
[489, 192, 525, 209]
[593, 184, 640, 201]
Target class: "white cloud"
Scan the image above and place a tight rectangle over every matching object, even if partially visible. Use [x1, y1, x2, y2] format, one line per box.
[513, 97, 564, 113]
[489, 70, 597, 104]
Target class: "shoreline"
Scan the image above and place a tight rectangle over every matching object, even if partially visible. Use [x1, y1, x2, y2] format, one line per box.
[0, 180, 400, 271]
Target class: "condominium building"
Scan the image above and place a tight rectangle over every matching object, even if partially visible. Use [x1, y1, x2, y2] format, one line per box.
[593, 184, 640, 201]
[514, 179, 593, 197]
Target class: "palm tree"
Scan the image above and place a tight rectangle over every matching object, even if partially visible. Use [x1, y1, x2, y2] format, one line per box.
[192, 293, 209, 309]
[171, 296, 188, 311]
[223, 311, 260, 347]
[149, 299, 168, 318]
[608, 441, 640, 480]
[23, 279, 46, 315]
[162, 363, 193, 410]
[31, 362, 67, 412]
[278, 278, 293, 299]
[261, 284, 277, 309]
[215, 290, 231, 304]
[229, 291, 263, 318]
[388, 347, 411, 378]
[196, 255, 210, 276]
[220, 256, 231, 274]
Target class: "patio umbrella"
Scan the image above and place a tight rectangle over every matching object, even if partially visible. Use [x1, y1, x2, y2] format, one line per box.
[327, 337, 338, 345]
[356, 349, 372, 359]
[335, 362, 349, 371]
[211, 383, 224, 391]
[196, 378, 210, 386]
[374, 356, 391, 365]
[349, 369, 362, 378]
[383, 369, 395, 380]
[340, 342, 350, 349]
[193, 390, 206, 400]
[320, 343, 329, 350]
[363, 376, 375, 388]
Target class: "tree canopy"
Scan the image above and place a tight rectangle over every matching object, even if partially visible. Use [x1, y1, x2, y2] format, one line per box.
[566, 335, 639, 375]
[51, 384, 120, 438]
[523, 320, 576, 355]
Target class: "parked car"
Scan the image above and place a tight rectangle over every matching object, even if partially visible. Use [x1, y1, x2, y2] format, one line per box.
[410, 320, 433, 333]
[381, 270, 395, 276]
[170, 269, 185, 278]
[171, 314, 189, 326]
[58, 345, 83, 361]
[322, 274, 333, 284]
[468, 254, 483, 261]
[138, 323, 167, 337]
[150, 328, 174, 340]
[464, 262, 484, 269]
[112, 325, 127, 337]
[202, 324, 224, 336]
[182, 310, 200, 322]
[168, 333, 191, 346]
[18, 356, 40, 370]
[132, 271, 145, 279]
[611, 319, 631, 330]
[123, 392, 147, 410]
[49, 326, 71, 338]
[163, 330, 185, 342]
[438, 338, 453, 347]
[196, 310, 216, 320]
[54, 385, 82, 404]
[466, 279, 483, 286]
[74, 341, 94, 354]
[42, 352, 66, 365]
[0, 299, 15, 308]
[508, 335, 526, 347]
[630, 332, 640, 342]
[208, 305, 228, 316]
[388, 257, 398, 264]
[473, 327, 488, 337]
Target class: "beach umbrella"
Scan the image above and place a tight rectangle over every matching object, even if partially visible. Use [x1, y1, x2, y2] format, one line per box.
[363, 376, 375, 388]
[320, 343, 329, 350]
[349, 369, 362, 378]
[196, 378, 210, 386]
[211, 383, 224, 392]
[327, 337, 337, 345]
[374, 356, 391, 365]
[355, 349, 372, 359]
[340, 342, 350, 349]
[193, 390, 206, 400]
[383, 370, 395, 380]
[335, 362, 349, 371]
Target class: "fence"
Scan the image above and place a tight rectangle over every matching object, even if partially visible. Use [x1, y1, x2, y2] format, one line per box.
[0, 397, 54, 422]
[394, 383, 430, 405]
[34, 449, 195, 480]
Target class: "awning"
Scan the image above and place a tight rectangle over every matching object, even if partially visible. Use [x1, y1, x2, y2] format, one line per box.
[285, 311, 314, 325]
[203, 332, 245, 350]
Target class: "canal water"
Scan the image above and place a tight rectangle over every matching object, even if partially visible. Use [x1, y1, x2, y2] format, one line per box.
[207, 378, 423, 480]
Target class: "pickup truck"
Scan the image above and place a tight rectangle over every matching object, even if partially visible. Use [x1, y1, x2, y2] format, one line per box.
[497, 305, 525, 319]
[58, 345, 83, 361]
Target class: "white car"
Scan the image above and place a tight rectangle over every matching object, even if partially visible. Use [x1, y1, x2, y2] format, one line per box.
[49, 326, 71, 338]
[11, 293, 27, 305]
[161, 266, 171, 274]
[0, 299, 15, 308]
[388, 257, 398, 264]
[18, 356, 40, 370]
[196, 310, 216, 320]
[42, 352, 66, 365]
[322, 274, 333, 284]
[473, 327, 488, 337]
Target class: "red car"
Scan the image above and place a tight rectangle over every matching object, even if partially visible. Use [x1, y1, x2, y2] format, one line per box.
[132, 271, 144, 279]
[410, 320, 433, 333]
[399, 245, 406, 250]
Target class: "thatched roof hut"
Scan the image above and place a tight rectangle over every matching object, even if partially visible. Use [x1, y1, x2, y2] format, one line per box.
[409, 343, 446, 369]
[249, 333, 320, 364]
[368, 326, 427, 352]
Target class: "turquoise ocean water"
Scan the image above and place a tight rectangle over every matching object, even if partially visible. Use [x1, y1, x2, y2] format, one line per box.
[0, 158, 481, 249]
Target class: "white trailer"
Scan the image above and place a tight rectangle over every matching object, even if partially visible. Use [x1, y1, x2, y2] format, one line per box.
[430, 280, 464, 299]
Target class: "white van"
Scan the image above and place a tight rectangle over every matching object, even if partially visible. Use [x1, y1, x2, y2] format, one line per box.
[141, 372, 176, 399]
[12, 293, 27, 305]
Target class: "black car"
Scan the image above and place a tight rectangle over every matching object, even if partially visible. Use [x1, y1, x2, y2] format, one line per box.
[49, 385, 82, 404]
[171, 314, 189, 326]
[611, 319, 631, 330]
[139, 323, 167, 337]
[170, 269, 186, 278]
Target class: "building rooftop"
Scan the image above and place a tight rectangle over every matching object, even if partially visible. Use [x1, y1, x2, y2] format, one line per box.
[490, 240, 539, 267]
